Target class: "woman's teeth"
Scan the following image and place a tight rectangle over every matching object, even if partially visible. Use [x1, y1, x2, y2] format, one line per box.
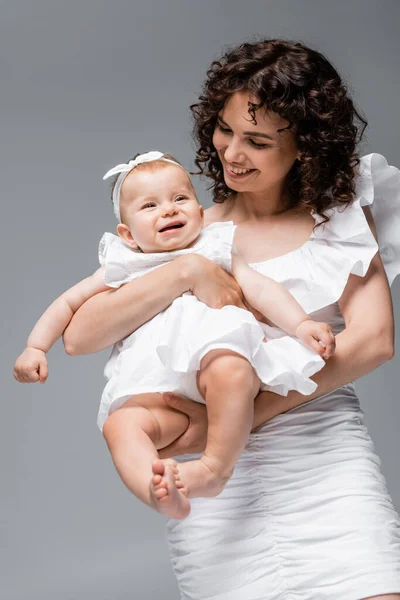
[227, 164, 253, 175]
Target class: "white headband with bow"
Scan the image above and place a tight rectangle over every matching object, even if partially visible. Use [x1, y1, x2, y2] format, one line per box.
[103, 150, 185, 222]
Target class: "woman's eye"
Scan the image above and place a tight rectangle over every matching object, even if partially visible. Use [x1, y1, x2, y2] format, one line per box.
[217, 122, 231, 134]
[249, 139, 270, 149]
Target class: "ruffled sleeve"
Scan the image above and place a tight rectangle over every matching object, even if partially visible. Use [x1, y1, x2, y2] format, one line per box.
[250, 153, 400, 315]
[98, 232, 153, 288]
[196, 221, 236, 272]
[355, 153, 400, 285]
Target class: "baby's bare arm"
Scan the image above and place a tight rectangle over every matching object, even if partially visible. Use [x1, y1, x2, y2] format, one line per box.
[232, 254, 309, 334]
[14, 268, 108, 383]
[232, 255, 335, 358]
[28, 268, 108, 351]
[64, 254, 246, 355]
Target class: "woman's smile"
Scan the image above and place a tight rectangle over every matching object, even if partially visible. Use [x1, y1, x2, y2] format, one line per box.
[224, 162, 257, 180]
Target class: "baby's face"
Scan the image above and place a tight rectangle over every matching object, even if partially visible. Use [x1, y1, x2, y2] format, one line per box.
[118, 164, 204, 253]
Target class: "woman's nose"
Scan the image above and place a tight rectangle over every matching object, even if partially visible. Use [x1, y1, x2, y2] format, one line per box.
[223, 137, 245, 164]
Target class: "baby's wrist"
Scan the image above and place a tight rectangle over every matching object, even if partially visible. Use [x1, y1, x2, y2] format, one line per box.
[25, 345, 46, 355]
[295, 318, 311, 334]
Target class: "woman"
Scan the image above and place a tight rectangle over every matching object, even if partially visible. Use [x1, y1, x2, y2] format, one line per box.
[64, 40, 400, 599]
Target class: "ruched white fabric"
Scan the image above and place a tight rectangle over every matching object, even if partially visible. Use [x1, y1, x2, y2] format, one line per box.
[97, 223, 325, 430]
[166, 154, 400, 599]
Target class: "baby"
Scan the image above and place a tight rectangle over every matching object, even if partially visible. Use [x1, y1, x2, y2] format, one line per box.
[14, 151, 335, 520]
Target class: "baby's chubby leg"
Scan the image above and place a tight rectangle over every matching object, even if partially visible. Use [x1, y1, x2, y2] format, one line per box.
[102, 393, 190, 519]
[178, 350, 260, 499]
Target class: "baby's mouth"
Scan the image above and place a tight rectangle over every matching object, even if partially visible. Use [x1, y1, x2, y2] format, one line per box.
[159, 222, 185, 233]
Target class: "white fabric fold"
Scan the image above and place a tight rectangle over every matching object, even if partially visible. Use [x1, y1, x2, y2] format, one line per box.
[164, 156, 400, 600]
[97, 221, 326, 429]
[250, 153, 400, 315]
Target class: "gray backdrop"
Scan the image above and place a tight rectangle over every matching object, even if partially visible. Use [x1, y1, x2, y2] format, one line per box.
[2, 1, 399, 599]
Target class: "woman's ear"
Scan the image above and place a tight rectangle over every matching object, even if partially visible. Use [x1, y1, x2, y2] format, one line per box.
[116, 223, 140, 250]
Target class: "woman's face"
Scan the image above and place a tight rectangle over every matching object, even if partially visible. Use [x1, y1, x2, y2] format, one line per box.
[212, 91, 299, 196]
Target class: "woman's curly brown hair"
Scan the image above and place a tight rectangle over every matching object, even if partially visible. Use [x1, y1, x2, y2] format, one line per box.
[191, 39, 367, 220]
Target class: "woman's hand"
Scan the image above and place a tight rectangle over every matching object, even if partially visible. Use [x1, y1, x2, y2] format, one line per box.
[64, 253, 253, 355]
[187, 254, 268, 321]
[186, 254, 247, 310]
[158, 392, 208, 458]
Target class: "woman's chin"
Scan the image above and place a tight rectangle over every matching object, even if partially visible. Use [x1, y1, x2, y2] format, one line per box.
[224, 178, 256, 193]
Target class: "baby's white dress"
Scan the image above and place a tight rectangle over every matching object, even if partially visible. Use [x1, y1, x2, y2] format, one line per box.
[97, 222, 325, 430]
[166, 154, 400, 599]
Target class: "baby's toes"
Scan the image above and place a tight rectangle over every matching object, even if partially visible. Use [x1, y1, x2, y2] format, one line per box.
[152, 475, 168, 493]
[154, 486, 168, 500]
[152, 474, 163, 486]
[162, 458, 178, 471]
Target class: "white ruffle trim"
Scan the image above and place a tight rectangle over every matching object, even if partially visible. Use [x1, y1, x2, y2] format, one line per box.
[98, 221, 236, 288]
[156, 296, 324, 397]
[250, 153, 400, 315]
[357, 153, 400, 286]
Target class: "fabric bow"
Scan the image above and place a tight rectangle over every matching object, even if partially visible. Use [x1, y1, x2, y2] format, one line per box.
[102, 151, 164, 181]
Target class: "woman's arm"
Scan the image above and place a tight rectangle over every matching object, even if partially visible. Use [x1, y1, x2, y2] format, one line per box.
[63, 254, 247, 355]
[252, 209, 394, 426]
[158, 209, 395, 456]
[158, 249, 394, 456]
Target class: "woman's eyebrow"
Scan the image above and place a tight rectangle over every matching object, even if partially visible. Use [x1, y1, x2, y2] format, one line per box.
[217, 115, 274, 141]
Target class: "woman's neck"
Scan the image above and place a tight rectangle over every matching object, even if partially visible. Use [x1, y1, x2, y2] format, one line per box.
[228, 186, 290, 222]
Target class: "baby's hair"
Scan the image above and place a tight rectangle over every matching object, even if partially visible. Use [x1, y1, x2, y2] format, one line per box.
[109, 153, 184, 206]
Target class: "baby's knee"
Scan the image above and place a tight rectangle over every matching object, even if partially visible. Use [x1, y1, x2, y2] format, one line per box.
[103, 403, 161, 449]
[200, 351, 257, 390]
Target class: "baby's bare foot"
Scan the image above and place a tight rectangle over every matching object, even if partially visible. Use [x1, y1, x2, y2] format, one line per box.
[177, 456, 232, 499]
[150, 458, 190, 520]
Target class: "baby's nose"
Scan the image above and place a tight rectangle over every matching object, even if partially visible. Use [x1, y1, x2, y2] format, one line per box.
[162, 202, 178, 216]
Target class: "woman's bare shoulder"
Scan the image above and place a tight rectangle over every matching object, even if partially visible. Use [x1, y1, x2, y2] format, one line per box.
[204, 201, 232, 227]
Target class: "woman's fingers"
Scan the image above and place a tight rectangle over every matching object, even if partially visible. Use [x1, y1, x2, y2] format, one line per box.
[163, 392, 203, 416]
[190, 256, 246, 310]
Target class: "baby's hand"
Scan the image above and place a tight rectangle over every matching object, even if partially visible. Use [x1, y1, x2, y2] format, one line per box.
[13, 347, 49, 384]
[295, 320, 335, 360]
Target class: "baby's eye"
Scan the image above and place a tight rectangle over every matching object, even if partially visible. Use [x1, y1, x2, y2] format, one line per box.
[142, 202, 156, 209]
[174, 196, 186, 202]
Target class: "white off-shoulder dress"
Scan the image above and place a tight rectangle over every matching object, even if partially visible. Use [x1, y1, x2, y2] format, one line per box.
[97, 221, 325, 430]
[166, 154, 400, 599]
